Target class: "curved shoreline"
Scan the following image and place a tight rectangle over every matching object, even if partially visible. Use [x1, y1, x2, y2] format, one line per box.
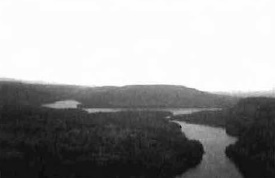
[174, 121, 243, 178]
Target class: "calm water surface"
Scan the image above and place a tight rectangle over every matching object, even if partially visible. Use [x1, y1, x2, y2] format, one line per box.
[43, 100, 220, 115]
[174, 121, 243, 178]
[42, 100, 80, 109]
[85, 108, 220, 115]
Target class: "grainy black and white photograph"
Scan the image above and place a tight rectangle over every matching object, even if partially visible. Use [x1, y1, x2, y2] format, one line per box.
[0, 0, 274, 178]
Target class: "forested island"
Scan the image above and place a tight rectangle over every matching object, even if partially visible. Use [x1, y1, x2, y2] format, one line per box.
[172, 110, 227, 128]
[0, 104, 204, 178]
[174, 97, 275, 178]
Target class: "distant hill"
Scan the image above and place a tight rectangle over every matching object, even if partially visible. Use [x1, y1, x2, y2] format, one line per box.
[0, 79, 237, 108]
[93, 85, 237, 108]
[0, 80, 85, 106]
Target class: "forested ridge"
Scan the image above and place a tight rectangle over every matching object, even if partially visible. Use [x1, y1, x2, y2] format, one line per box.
[0, 80, 236, 108]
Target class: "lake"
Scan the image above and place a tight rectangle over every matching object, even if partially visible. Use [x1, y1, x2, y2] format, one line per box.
[42, 100, 221, 115]
[42, 100, 81, 109]
[85, 107, 221, 115]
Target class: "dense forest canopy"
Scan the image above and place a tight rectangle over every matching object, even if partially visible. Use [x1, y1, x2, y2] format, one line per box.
[0, 104, 204, 178]
[225, 97, 275, 178]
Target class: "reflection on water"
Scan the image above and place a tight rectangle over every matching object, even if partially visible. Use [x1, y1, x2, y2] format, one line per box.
[43, 100, 220, 115]
[85, 108, 123, 113]
[174, 121, 243, 178]
[85, 107, 220, 115]
[162, 108, 221, 115]
[42, 100, 80, 109]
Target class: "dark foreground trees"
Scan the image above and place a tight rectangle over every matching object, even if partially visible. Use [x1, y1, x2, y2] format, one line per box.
[0, 104, 204, 178]
[225, 98, 275, 178]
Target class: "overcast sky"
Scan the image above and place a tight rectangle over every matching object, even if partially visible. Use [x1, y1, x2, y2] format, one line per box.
[0, 0, 274, 92]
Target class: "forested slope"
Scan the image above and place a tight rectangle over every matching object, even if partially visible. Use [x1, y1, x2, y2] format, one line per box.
[225, 98, 275, 178]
